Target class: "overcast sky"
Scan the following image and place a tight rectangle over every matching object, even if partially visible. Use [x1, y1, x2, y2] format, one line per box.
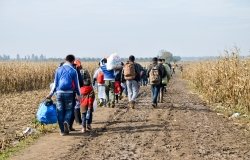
[0, 0, 250, 58]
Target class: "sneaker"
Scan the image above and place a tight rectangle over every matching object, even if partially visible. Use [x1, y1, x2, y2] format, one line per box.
[81, 127, 86, 133]
[119, 95, 123, 100]
[152, 103, 156, 108]
[63, 122, 70, 134]
[60, 132, 66, 136]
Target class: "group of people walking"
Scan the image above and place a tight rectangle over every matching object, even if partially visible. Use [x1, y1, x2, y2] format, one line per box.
[47, 54, 172, 136]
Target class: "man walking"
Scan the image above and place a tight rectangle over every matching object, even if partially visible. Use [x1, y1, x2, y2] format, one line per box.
[147, 57, 164, 108]
[122, 55, 142, 110]
[47, 54, 81, 136]
[100, 58, 116, 108]
[158, 59, 171, 103]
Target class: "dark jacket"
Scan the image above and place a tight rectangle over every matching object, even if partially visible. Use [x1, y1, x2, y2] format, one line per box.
[158, 63, 167, 78]
[147, 62, 163, 82]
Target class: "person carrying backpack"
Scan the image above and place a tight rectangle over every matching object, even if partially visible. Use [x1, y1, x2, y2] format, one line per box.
[147, 57, 163, 108]
[114, 63, 123, 103]
[158, 59, 171, 103]
[79, 66, 95, 133]
[122, 55, 142, 110]
[47, 54, 81, 136]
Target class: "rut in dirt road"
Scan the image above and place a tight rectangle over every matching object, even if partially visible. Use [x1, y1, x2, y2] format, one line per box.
[62, 75, 250, 160]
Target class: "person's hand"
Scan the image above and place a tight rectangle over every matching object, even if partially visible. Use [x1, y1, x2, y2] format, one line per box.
[76, 95, 81, 101]
[46, 94, 52, 99]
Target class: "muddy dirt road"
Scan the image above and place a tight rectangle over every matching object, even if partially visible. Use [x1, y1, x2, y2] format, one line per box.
[11, 75, 250, 160]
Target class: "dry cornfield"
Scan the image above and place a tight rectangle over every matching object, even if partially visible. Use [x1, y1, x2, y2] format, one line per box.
[183, 50, 250, 112]
[0, 61, 98, 152]
[0, 61, 98, 94]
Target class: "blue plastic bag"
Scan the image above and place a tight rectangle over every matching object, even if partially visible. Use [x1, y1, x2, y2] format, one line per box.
[36, 100, 57, 124]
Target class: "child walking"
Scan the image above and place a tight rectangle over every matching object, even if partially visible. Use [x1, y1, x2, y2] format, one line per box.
[79, 68, 95, 133]
[80, 85, 95, 132]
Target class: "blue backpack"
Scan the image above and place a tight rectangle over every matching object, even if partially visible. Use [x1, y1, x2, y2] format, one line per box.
[36, 99, 57, 124]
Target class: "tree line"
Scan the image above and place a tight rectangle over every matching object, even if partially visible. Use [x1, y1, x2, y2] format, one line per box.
[0, 50, 182, 62]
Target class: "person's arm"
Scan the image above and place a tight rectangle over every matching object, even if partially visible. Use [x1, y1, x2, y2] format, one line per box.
[47, 69, 59, 98]
[134, 63, 141, 81]
[121, 68, 126, 82]
[158, 65, 163, 78]
[73, 70, 81, 96]
[77, 69, 83, 87]
[93, 68, 100, 86]
[162, 65, 167, 78]
[166, 66, 171, 81]
[146, 65, 152, 78]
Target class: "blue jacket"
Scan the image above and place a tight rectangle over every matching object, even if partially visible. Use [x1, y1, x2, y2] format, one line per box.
[100, 64, 115, 81]
[50, 62, 81, 96]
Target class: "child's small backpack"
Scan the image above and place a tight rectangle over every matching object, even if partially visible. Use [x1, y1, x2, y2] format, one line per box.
[80, 69, 91, 86]
[124, 62, 136, 80]
[97, 71, 104, 84]
[149, 65, 160, 85]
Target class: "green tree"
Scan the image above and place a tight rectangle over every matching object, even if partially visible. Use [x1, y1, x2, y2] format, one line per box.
[172, 56, 181, 62]
[158, 49, 173, 62]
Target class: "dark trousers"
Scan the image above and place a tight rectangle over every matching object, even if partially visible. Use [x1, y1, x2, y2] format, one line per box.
[69, 99, 76, 129]
[74, 108, 82, 124]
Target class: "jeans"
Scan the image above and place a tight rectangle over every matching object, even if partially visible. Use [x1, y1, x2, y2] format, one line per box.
[105, 80, 115, 105]
[82, 111, 93, 127]
[56, 93, 74, 133]
[121, 82, 128, 96]
[126, 80, 139, 102]
[151, 85, 160, 104]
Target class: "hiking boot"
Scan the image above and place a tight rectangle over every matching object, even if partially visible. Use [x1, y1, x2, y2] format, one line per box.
[63, 122, 70, 135]
[111, 103, 115, 108]
[81, 127, 87, 133]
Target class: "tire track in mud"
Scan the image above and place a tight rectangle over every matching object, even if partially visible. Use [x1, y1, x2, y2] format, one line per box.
[162, 76, 250, 160]
[62, 87, 174, 160]
[11, 74, 250, 160]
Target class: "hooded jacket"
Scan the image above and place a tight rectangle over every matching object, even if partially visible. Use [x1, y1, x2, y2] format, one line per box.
[50, 62, 81, 96]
